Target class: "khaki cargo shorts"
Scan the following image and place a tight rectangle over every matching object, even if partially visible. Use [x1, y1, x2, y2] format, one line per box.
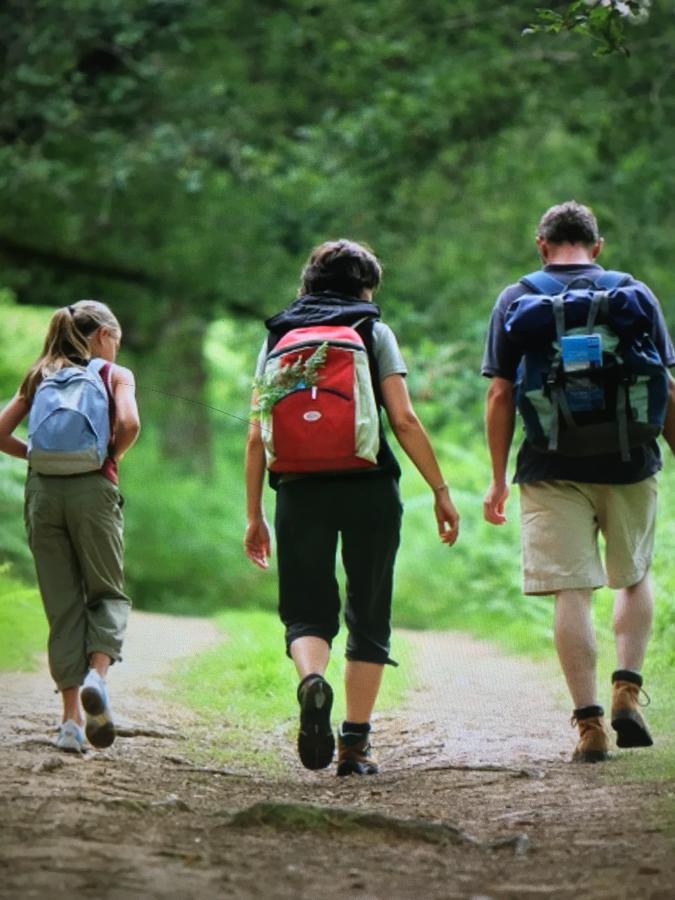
[519, 477, 658, 596]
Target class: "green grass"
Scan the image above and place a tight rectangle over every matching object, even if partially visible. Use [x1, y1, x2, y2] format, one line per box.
[171, 608, 413, 772]
[0, 566, 46, 671]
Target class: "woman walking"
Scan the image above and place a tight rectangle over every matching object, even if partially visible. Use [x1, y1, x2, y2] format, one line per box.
[245, 240, 459, 775]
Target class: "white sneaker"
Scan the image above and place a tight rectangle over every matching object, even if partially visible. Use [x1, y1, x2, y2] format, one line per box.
[55, 719, 85, 753]
[80, 669, 115, 748]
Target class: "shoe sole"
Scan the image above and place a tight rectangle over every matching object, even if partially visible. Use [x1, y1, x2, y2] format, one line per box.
[336, 760, 379, 777]
[297, 678, 335, 770]
[56, 739, 84, 754]
[81, 686, 115, 749]
[612, 710, 653, 748]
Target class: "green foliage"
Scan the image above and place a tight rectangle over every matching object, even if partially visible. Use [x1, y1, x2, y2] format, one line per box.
[0, 566, 46, 671]
[0, 456, 33, 579]
[122, 427, 276, 615]
[529, 1, 652, 55]
[0, 298, 50, 402]
[253, 342, 328, 417]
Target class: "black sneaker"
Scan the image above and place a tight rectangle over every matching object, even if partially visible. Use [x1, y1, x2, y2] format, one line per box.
[296, 675, 335, 770]
[336, 729, 379, 776]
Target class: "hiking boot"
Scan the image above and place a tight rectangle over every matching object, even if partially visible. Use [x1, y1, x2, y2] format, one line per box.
[55, 719, 85, 753]
[571, 705, 609, 763]
[336, 727, 379, 776]
[80, 669, 115, 749]
[297, 674, 335, 770]
[611, 670, 653, 748]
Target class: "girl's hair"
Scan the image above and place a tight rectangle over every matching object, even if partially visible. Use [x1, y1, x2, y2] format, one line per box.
[299, 239, 382, 297]
[19, 300, 121, 403]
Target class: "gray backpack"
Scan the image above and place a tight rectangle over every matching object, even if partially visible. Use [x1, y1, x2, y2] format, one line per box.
[28, 359, 111, 475]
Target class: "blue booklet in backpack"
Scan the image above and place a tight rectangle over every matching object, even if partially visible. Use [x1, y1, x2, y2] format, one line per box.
[560, 334, 602, 372]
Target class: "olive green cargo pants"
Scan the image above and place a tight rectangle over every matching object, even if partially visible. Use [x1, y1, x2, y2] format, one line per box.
[24, 471, 131, 691]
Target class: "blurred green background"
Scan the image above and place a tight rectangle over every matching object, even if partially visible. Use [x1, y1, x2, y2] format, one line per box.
[1, 1, 673, 696]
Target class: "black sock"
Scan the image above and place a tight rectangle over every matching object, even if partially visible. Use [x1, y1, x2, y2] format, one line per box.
[573, 704, 604, 720]
[341, 720, 370, 734]
[612, 669, 642, 687]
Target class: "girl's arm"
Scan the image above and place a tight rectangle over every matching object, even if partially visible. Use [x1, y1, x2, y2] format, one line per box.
[0, 393, 29, 460]
[380, 374, 459, 546]
[110, 365, 141, 462]
[244, 390, 271, 569]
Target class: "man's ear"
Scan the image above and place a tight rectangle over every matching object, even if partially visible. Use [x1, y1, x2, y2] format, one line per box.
[536, 236, 549, 263]
[591, 238, 604, 259]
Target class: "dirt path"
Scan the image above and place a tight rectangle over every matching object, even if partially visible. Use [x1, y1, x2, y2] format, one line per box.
[1, 613, 672, 899]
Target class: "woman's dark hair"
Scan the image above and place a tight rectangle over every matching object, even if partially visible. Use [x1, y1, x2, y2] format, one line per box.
[537, 201, 600, 245]
[299, 239, 382, 297]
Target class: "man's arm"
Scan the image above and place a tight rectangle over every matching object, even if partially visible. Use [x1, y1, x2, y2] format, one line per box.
[661, 373, 675, 455]
[483, 376, 515, 525]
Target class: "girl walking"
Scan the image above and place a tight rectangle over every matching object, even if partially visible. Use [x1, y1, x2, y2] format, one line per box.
[0, 301, 140, 751]
[245, 240, 459, 775]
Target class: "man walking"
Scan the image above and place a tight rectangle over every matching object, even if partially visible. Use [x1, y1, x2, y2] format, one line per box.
[482, 200, 675, 761]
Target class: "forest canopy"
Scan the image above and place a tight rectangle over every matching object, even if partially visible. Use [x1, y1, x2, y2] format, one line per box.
[1, 0, 674, 632]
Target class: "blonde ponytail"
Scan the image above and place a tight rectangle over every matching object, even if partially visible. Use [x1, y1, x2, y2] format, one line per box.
[19, 300, 121, 404]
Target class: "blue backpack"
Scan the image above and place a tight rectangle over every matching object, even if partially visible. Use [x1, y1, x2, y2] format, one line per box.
[28, 359, 111, 475]
[504, 270, 669, 461]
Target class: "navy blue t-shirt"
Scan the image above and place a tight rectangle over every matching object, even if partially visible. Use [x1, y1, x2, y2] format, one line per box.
[481, 264, 675, 484]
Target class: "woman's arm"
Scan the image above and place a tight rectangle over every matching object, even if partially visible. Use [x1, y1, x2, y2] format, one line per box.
[244, 390, 271, 569]
[110, 365, 141, 462]
[0, 393, 29, 460]
[380, 374, 459, 546]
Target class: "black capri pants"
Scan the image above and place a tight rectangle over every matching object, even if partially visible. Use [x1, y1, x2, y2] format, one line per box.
[275, 474, 402, 666]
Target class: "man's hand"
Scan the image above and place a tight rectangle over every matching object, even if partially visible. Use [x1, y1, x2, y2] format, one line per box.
[434, 492, 460, 546]
[244, 519, 271, 569]
[483, 479, 509, 525]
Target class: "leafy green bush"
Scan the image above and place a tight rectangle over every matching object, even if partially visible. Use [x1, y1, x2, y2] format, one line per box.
[0, 565, 46, 671]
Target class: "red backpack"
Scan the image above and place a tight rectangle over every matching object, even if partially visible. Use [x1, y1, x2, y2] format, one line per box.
[257, 323, 380, 473]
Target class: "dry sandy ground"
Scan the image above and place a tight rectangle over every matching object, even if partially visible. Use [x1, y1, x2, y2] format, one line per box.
[0, 612, 673, 899]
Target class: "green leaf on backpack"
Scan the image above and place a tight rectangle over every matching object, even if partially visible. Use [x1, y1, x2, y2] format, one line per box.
[252, 342, 328, 418]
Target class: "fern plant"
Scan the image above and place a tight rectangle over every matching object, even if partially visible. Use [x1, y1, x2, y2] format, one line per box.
[253, 342, 328, 418]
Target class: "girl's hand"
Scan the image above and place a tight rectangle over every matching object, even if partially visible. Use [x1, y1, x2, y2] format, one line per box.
[434, 492, 459, 546]
[244, 519, 272, 569]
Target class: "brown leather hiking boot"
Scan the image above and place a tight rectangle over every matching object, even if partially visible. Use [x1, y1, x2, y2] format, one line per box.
[336, 729, 379, 776]
[611, 670, 653, 748]
[571, 705, 609, 763]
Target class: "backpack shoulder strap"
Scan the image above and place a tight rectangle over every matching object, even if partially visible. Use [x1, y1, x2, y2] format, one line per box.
[594, 270, 632, 290]
[86, 357, 107, 376]
[519, 271, 566, 295]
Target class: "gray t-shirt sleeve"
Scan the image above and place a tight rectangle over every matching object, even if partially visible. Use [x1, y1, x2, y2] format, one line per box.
[254, 339, 267, 380]
[372, 321, 407, 379]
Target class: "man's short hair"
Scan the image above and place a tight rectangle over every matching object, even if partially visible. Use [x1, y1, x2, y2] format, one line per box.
[537, 201, 600, 245]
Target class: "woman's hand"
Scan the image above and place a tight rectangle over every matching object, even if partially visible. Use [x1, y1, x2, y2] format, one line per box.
[244, 518, 271, 569]
[434, 490, 460, 546]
